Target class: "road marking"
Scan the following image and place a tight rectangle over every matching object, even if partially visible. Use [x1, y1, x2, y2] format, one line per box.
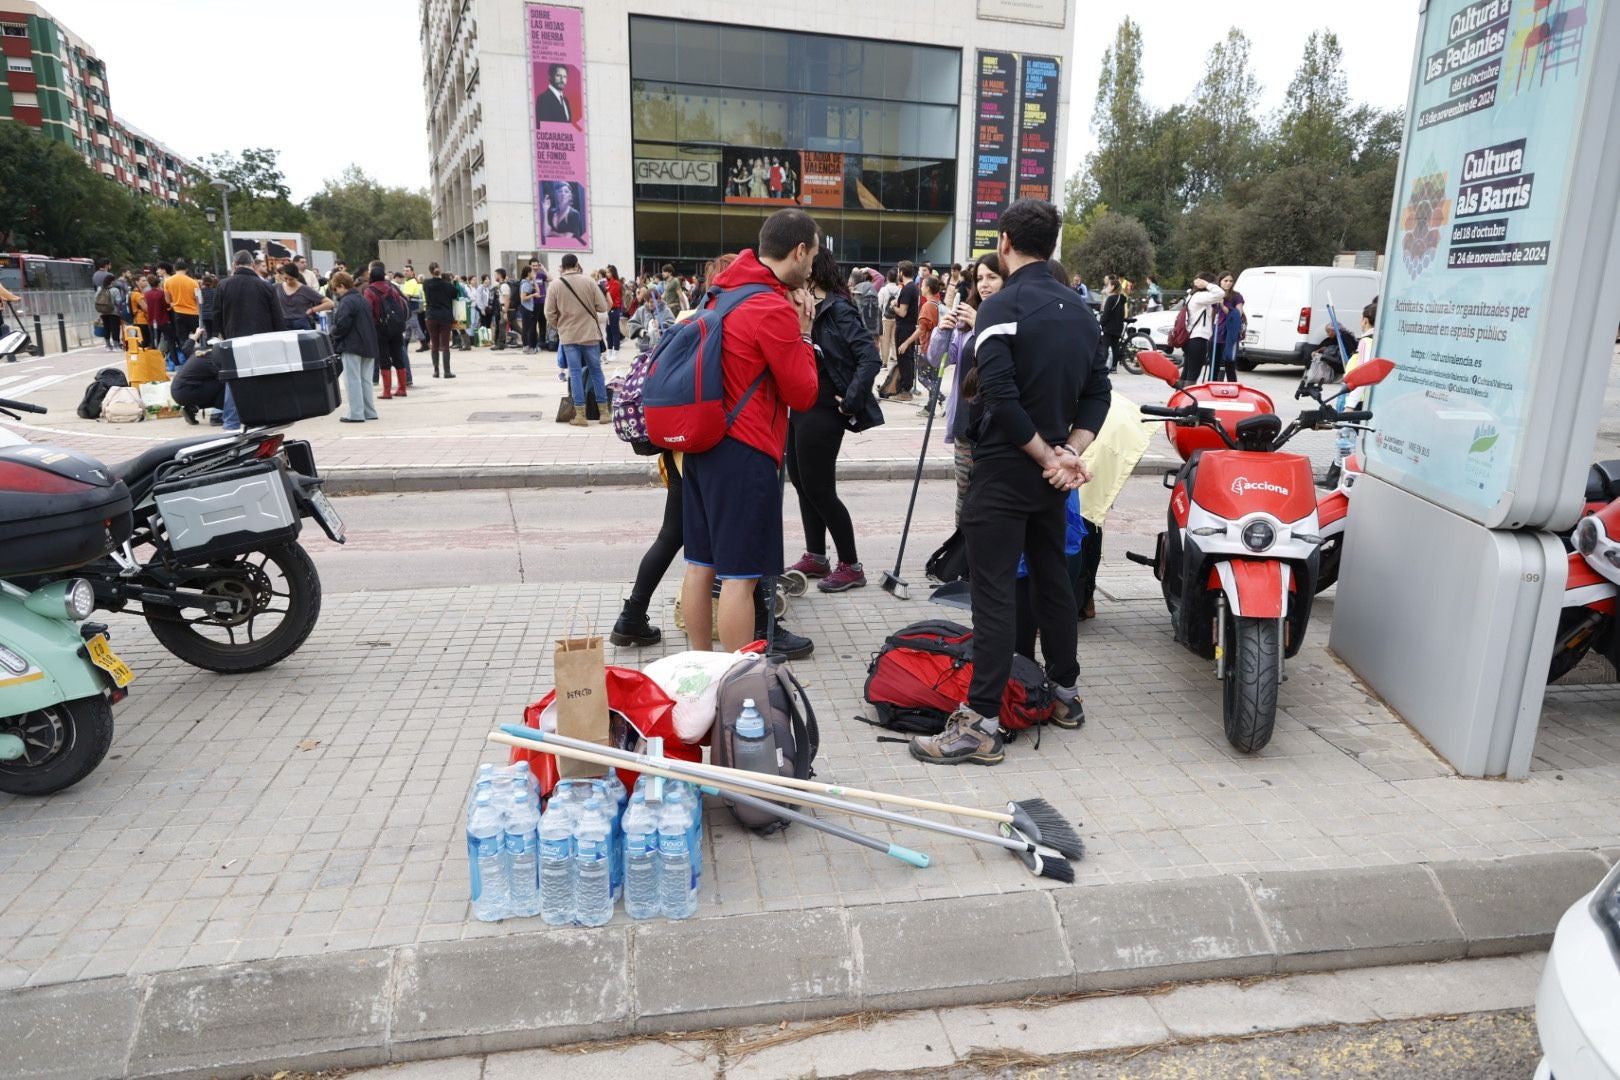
[1, 362, 109, 399]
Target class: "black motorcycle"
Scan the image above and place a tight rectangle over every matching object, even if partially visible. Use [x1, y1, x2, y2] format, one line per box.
[35, 429, 345, 673]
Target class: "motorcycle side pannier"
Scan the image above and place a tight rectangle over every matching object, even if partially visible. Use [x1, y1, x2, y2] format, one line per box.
[152, 460, 299, 561]
[0, 445, 133, 576]
[213, 329, 342, 426]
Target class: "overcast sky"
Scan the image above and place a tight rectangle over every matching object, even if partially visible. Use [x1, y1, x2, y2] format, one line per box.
[44, 0, 1420, 202]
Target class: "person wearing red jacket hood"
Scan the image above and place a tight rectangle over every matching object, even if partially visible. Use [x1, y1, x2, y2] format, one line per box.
[682, 208, 821, 652]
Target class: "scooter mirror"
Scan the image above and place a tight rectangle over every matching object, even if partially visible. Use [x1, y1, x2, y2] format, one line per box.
[1344, 357, 1395, 390]
[1137, 349, 1181, 386]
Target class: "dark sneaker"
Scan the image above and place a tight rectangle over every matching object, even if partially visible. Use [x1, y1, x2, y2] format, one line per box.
[788, 551, 831, 578]
[763, 624, 814, 661]
[1050, 686, 1085, 730]
[609, 610, 661, 647]
[817, 561, 866, 593]
[910, 708, 1004, 766]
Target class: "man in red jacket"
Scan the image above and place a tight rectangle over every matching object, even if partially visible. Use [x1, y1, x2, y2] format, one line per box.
[682, 209, 821, 652]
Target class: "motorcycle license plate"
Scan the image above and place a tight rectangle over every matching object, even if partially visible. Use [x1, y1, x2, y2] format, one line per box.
[307, 487, 347, 543]
[85, 635, 134, 688]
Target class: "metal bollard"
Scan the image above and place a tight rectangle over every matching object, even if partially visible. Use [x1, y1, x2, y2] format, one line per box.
[32, 315, 44, 356]
[56, 314, 68, 354]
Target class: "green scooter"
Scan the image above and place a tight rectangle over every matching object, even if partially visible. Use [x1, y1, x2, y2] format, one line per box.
[1, 385, 135, 796]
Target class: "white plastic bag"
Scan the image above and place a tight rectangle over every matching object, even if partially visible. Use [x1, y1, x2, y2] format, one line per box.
[139, 381, 175, 413]
[643, 650, 750, 743]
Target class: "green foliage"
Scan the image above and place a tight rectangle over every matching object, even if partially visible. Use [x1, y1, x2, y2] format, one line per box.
[304, 166, 432, 270]
[1067, 22, 1406, 284]
[1073, 212, 1154, 286]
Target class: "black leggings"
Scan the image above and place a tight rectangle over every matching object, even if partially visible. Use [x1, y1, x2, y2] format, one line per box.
[786, 406, 858, 564]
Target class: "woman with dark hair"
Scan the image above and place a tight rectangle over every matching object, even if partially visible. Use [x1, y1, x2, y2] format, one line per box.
[603, 264, 625, 354]
[784, 249, 884, 593]
[1214, 270, 1245, 381]
[276, 263, 331, 331]
[1098, 273, 1126, 373]
[926, 252, 1004, 524]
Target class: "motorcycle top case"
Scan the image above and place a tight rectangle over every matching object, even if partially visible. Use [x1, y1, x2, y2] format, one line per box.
[152, 459, 299, 561]
[0, 444, 133, 576]
[213, 330, 342, 426]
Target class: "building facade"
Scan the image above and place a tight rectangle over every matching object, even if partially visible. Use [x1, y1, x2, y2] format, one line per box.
[0, 1, 194, 205]
[421, 0, 1075, 276]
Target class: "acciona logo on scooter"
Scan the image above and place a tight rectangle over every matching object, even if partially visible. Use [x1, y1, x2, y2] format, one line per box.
[1230, 477, 1290, 497]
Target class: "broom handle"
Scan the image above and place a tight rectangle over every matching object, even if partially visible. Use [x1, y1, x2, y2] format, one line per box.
[489, 730, 1055, 859]
[509, 724, 1013, 825]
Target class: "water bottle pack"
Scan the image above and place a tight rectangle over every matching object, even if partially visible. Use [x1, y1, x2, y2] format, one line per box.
[465, 760, 702, 924]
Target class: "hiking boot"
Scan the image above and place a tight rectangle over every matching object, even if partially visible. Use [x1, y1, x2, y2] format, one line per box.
[788, 551, 831, 579]
[762, 623, 814, 661]
[569, 412, 589, 427]
[817, 561, 866, 593]
[1050, 686, 1085, 730]
[610, 603, 661, 647]
[910, 707, 1004, 766]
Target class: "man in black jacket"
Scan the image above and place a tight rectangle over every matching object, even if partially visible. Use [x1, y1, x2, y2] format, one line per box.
[911, 199, 1111, 767]
[212, 249, 286, 432]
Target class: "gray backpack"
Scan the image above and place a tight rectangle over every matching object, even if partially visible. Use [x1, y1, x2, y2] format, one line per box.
[709, 653, 819, 833]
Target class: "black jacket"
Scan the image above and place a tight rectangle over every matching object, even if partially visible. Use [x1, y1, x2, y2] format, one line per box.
[808, 292, 884, 434]
[421, 276, 457, 322]
[967, 260, 1110, 463]
[1099, 292, 1126, 335]
[331, 289, 379, 359]
[215, 266, 285, 339]
[169, 348, 224, 410]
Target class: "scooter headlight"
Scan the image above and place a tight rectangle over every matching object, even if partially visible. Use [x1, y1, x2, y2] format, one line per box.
[65, 579, 95, 621]
[1575, 517, 1599, 556]
[0, 643, 28, 674]
[1241, 521, 1276, 553]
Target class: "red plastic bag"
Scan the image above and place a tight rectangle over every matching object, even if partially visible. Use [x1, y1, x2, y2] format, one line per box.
[511, 665, 700, 799]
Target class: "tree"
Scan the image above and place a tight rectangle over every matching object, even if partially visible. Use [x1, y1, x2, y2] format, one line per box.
[188, 148, 308, 233]
[1073, 211, 1154, 286]
[303, 166, 433, 269]
[1182, 29, 1262, 202]
[1086, 19, 1153, 216]
[1230, 166, 1349, 267]
[1272, 31, 1354, 171]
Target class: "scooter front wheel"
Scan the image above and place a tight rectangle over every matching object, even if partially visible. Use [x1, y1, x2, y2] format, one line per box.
[0, 695, 114, 796]
[1222, 614, 1280, 753]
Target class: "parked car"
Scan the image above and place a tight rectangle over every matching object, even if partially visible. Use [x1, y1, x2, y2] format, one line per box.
[1233, 266, 1379, 370]
[1533, 858, 1620, 1080]
[1126, 305, 1181, 358]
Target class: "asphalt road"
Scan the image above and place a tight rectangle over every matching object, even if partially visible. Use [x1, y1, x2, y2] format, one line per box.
[904, 1010, 1541, 1080]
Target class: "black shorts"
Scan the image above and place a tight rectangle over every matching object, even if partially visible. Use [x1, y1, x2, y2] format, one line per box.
[683, 436, 782, 580]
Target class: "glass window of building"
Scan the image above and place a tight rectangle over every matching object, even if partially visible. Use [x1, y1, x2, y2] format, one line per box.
[628, 16, 961, 272]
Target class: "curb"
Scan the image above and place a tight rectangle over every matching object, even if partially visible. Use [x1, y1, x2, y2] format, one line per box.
[319, 456, 1180, 495]
[6, 850, 1609, 1080]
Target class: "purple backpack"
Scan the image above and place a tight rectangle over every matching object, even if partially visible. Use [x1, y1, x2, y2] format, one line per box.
[609, 348, 660, 456]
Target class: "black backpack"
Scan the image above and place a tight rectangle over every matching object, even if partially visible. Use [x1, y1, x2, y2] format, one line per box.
[77, 368, 129, 420]
[856, 289, 881, 336]
[925, 529, 969, 584]
[375, 285, 409, 338]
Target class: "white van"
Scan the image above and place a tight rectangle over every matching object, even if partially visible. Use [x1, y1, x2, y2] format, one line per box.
[1234, 266, 1379, 369]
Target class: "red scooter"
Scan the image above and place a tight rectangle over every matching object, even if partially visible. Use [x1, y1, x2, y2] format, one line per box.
[1128, 350, 1395, 752]
[1549, 469, 1620, 682]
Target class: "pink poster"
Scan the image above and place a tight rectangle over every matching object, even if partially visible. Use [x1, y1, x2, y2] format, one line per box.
[527, 4, 590, 250]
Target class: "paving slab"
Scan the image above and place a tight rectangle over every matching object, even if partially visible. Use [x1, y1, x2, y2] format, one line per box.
[725, 1010, 955, 1080]
[1056, 875, 1274, 989]
[346, 1058, 487, 1080]
[1428, 851, 1610, 955]
[1326, 954, 1542, 1020]
[481, 1038, 718, 1080]
[128, 952, 393, 1079]
[851, 891, 1075, 1008]
[391, 930, 630, 1057]
[631, 907, 854, 1028]
[1147, 969, 1380, 1039]
[2, 975, 142, 1080]
[1243, 865, 1464, 971]
[936, 993, 1171, 1059]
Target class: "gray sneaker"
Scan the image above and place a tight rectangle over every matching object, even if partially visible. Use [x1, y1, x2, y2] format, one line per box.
[910, 707, 1004, 766]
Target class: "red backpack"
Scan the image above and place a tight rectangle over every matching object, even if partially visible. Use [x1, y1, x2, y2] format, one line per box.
[861, 620, 1055, 742]
[642, 282, 771, 453]
[1166, 300, 1191, 350]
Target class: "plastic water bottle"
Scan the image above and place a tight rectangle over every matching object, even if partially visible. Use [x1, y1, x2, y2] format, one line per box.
[505, 790, 542, 918]
[573, 797, 615, 927]
[1336, 425, 1355, 461]
[538, 800, 575, 926]
[657, 797, 697, 919]
[732, 699, 782, 779]
[466, 763, 497, 815]
[467, 791, 509, 922]
[508, 760, 541, 802]
[621, 794, 661, 920]
[667, 780, 704, 877]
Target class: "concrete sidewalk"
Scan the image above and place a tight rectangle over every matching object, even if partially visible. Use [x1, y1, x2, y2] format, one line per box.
[1, 574, 1615, 1079]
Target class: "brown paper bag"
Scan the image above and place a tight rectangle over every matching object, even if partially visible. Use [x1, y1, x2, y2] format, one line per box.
[552, 634, 610, 778]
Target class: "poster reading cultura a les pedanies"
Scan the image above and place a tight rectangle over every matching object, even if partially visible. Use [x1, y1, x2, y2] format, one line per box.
[1367, 0, 1599, 520]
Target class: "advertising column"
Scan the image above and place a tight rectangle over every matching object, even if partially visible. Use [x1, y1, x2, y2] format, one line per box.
[1015, 55, 1060, 202]
[970, 51, 1016, 257]
[527, 4, 591, 251]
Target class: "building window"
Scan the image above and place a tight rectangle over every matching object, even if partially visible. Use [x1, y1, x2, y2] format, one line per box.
[6, 57, 32, 73]
[1, 23, 27, 37]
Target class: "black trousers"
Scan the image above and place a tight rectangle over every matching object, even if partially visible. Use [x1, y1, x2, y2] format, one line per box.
[1181, 338, 1210, 383]
[786, 406, 858, 564]
[896, 343, 916, 392]
[521, 308, 539, 349]
[963, 454, 1079, 717]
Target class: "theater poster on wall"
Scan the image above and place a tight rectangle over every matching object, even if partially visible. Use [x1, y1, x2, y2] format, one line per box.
[1366, 0, 1598, 520]
[527, 4, 590, 250]
[721, 149, 845, 208]
[971, 50, 1016, 257]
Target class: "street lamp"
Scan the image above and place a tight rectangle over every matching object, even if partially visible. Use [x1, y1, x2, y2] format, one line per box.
[209, 178, 235, 269]
[204, 207, 218, 273]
